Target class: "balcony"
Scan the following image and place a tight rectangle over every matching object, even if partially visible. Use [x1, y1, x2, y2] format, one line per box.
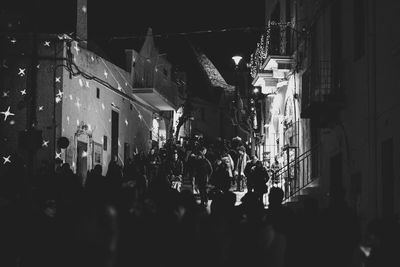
[262, 22, 295, 75]
[301, 60, 344, 124]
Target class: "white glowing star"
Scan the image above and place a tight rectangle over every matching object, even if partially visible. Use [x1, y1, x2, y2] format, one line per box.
[82, 151, 88, 158]
[66, 116, 70, 124]
[117, 83, 122, 90]
[55, 96, 61, 103]
[18, 68, 26, 77]
[91, 55, 94, 61]
[10, 38, 17, 44]
[125, 82, 128, 86]
[36, 64, 40, 69]
[55, 152, 61, 159]
[76, 120, 80, 125]
[78, 79, 83, 87]
[85, 81, 90, 88]
[3, 155, 11, 164]
[42, 140, 49, 147]
[38, 106, 44, 111]
[101, 103, 105, 110]
[55, 77, 61, 83]
[44, 41, 50, 47]
[125, 119, 128, 126]
[138, 113, 143, 120]
[20, 89, 26, 95]
[1, 106, 15, 121]
[2, 91, 9, 97]
[69, 94, 73, 100]
[56, 90, 64, 98]
[58, 35, 64, 40]
[104, 70, 108, 78]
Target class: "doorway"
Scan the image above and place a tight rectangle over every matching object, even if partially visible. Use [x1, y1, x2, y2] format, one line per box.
[111, 110, 119, 161]
[76, 141, 88, 183]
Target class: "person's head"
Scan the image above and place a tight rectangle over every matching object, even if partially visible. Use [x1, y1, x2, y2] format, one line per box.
[150, 148, 155, 155]
[268, 187, 284, 207]
[255, 160, 263, 167]
[238, 146, 245, 155]
[251, 155, 258, 163]
[93, 164, 102, 176]
[199, 146, 207, 155]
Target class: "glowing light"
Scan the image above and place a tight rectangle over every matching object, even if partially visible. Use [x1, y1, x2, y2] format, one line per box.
[69, 94, 73, 100]
[3, 155, 11, 164]
[36, 64, 40, 69]
[138, 114, 143, 120]
[253, 87, 259, 94]
[85, 81, 90, 88]
[44, 41, 50, 47]
[91, 55, 94, 61]
[78, 79, 83, 87]
[82, 5, 87, 13]
[10, 38, 17, 44]
[232, 55, 243, 66]
[125, 119, 128, 126]
[1, 106, 15, 121]
[66, 116, 70, 124]
[38, 106, 44, 111]
[56, 90, 64, 98]
[55, 96, 62, 103]
[76, 120, 80, 125]
[20, 89, 26, 95]
[101, 103, 105, 110]
[82, 151, 88, 157]
[42, 140, 49, 147]
[55, 77, 61, 83]
[55, 152, 61, 159]
[104, 70, 108, 78]
[2, 91, 9, 98]
[75, 98, 81, 108]
[117, 83, 122, 90]
[18, 68, 26, 77]
[9, 120, 15, 125]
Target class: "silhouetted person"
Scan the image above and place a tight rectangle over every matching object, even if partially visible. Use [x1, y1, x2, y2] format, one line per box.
[318, 186, 361, 267]
[194, 146, 213, 207]
[251, 160, 270, 204]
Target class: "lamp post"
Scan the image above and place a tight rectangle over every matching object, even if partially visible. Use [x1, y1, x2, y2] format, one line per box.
[232, 55, 242, 138]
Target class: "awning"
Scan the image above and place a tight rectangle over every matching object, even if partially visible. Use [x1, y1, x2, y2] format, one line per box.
[132, 88, 176, 111]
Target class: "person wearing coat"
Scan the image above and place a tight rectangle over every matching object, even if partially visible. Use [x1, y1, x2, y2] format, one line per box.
[251, 160, 270, 204]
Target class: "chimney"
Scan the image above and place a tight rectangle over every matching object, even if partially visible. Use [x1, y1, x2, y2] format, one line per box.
[76, 0, 88, 48]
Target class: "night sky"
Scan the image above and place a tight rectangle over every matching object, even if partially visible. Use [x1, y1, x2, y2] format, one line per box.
[2, 0, 266, 72]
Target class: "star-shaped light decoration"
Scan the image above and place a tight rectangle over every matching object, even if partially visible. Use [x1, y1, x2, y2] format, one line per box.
[101, 103, 105, 110]
[66, 116, 70, 124]
[82, 5, 87, 13]
[117, 83, 122, 91]
[18, 68, 26, 77]
[78, 79, 83, 87]
[42, 140, 49, 147]
[2, 91, 9, 98]
[55, 152, 61, 159]
[76, 119, 80, 126]
[55, 77, 61, 83]
[56, 90, 64, 98]
[20, 89, 26, 95]
[85, 81, 90, 88]
[125, 82, 128, 87]
[69, 94, 73, 100]
[118, 140, 121, 147]
[55, 96, 62, 103]
[91, 55, 95, 62]
[104, 70, 108, 78]
[44, 41, 50, 47]
[3, 155, 11, 164]
[125, 119, 128, 126]
[1, 106, 15, 121]
[138, 113, 143, 120]
[9, 120, 15, 125]
[82, 151, 88, 158]
[36, 64, 40, 69]
[58, 35, 64, 40]
[38, 106, 44, 111]
[10, 38, 17, 44]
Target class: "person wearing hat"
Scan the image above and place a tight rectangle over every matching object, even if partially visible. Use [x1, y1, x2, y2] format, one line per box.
[234, 146, 249, 192]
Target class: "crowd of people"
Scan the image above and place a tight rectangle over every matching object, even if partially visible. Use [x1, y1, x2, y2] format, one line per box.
[0, 136, 399, 267]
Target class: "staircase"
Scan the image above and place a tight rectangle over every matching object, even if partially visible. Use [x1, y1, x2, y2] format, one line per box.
[271, 145, 323, 210]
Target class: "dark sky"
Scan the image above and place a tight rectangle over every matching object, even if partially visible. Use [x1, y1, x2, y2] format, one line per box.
[2, 0, 266, 72]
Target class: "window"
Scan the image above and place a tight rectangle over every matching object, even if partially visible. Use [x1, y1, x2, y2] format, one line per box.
[103, 135, 107, 151]
[96, 87, 100, 99]
[130, 103, 132, 110]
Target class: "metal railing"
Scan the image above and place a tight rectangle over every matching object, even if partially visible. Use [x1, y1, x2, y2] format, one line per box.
[270, 145, 321, 201]
[301, 60, 343, 114]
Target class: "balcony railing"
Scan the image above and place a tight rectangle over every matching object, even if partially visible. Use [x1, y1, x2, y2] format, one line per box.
[267, 22, 296, 58]
[301, 60, 344, 118]
[270, 145, 321, 201]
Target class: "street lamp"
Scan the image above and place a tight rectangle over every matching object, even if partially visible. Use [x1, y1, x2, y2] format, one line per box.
[232, 55, 242, 137]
